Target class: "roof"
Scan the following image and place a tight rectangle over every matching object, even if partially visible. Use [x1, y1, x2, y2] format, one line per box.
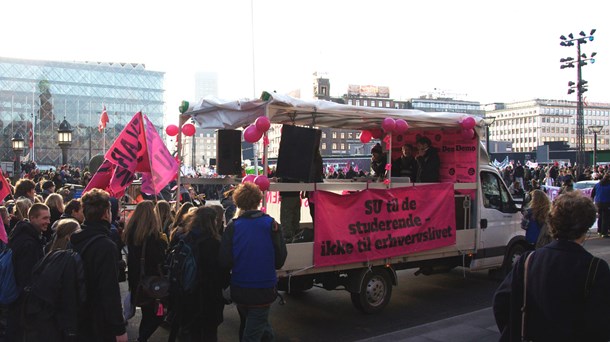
[183, 91, 488, 135]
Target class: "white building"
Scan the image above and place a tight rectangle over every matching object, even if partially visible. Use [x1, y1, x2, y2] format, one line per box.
[485, 99, 610, 153]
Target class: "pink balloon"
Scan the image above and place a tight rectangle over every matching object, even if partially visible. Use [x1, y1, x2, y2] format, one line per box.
[461, 128, 475, 140]
[359, 130, 372, 143]
[242, 174, 256, 183]
[394, 119, 409, 134]
[255, 116, 271, 132]
[166, 124, 179, 137]
[243, 125, 263, 143]
[181, 123, 196, 136]
[382, 117, 396, 132]
[461, 116, 476, 130]
[370, 129, 383, 139]
[254, 175, 270, 191]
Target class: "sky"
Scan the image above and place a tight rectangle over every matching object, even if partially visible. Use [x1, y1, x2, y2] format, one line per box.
[2, 0, 609, 125]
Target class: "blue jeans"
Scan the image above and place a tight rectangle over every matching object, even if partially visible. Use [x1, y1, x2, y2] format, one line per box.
[236, 305, 274, 342]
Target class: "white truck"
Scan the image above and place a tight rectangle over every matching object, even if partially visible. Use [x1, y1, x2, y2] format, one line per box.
[182, 92, 526, 313]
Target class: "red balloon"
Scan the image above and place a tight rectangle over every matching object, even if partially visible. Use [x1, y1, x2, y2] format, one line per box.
[182, 123, 196, 136]
[370, 129, 383, 139]
[166, 124, 179, 137]
[461, 116, 476, 130]
[359, 130, 372, 143]
[254, 175, 270, 191]
[255, 116, 271, 132]
[394, 119, 409, 134]
[382, 117, 396, 132]
[243, 125, 263, 143]
[242, 174, 256, 183]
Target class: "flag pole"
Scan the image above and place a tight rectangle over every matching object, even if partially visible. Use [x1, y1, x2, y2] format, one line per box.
[139, 112, 158, 204]
[176, 101, 189, 211]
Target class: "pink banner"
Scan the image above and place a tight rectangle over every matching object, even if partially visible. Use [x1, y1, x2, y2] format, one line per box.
[313, 183, 456, 267]
[389, 130, 477, 183]
[143, 116, 179, 194]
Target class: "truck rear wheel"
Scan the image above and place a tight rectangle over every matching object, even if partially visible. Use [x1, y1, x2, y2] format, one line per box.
[350, 269, 392, 314]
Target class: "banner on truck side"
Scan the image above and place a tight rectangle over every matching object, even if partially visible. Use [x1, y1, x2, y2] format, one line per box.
[313, 183, 456, 267]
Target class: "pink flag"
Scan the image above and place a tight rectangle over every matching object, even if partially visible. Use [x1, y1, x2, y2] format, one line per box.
[0, 165, 11, 203]
[86, 112, 178, 197]
[142, 115, 179, 194]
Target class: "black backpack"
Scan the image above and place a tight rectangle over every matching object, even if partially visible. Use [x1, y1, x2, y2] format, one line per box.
[165, 235, 200, 296]
[21, 235, 103, 334]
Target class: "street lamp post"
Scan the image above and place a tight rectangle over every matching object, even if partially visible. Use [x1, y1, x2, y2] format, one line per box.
[485, 116, 496, 160]
[11, 132, 25, 179]
[588, 125, 603, 166]
[560, 29, 597, 175]
[57, 118, 73, 166]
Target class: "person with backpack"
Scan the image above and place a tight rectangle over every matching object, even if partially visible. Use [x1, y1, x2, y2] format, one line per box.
[21, 218, 83, 341]
[494, 191, 610, 341]
[69, 189, 127, 342]
[167, 206, 230, 341]
[219, 182, 287, 342]
[123, 200, 167, 342]
[6, 203, 50, 341]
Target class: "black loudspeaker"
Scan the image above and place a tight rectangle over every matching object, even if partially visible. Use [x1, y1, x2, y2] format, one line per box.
[276, 125, 322, 182]
[217, 129, 242, 175]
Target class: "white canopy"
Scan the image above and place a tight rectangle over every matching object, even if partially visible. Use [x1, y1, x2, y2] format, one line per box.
[183, 92, 488, 135]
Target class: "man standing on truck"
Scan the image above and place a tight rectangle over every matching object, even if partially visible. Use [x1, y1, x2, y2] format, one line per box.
[370, 143, 387, 179]
[391, 144, 419, 181]
[415, 136, 440, 183]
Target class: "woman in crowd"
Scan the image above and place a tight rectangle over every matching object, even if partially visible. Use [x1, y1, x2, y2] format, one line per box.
[154, 200, 173, 237]
[591, 173, 610, 238]
[521, 189, 551, 248]
[494, 191, 610, 341]
[170, 206, 229, 341]
[47, 218, 80, 252]
[169, 202, 194, 244]
[10, 197, 33, 233]
[44, 193, 65, 241]
[207, 204, 226, 235]
[123, 200, 167, 342]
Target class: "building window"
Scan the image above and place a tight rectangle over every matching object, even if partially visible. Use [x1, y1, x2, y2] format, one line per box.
[340, 133, 345, 139]
[348, 99, 352, 105]
[332, 143, 337, 149]
[370, 100, 376, 107]
[332, 132, 337, 138]
[363, 100, 368, 106]
[355, 100, 360, 106]
[322, 143, 326, 149]
[322, 132, 326, 138]
[341, 143, 345, 149]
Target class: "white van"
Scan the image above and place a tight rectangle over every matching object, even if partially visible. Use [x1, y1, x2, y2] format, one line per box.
[182, 92, 526, 313]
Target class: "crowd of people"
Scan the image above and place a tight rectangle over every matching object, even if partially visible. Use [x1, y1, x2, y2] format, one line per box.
[0, 164, 287, 342]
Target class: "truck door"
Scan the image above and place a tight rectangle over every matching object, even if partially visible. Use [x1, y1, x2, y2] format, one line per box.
[475, 170, 521, 268]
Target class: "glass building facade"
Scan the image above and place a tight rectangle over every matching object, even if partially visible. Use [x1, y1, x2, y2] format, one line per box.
[0, 56, 164, 168]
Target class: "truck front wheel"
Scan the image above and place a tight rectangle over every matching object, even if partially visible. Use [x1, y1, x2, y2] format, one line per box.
[350, 269, 392, 314]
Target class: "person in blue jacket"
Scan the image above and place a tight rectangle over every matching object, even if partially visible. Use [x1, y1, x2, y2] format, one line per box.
[219, 182, 287, 342]
[591, 173, 610, 237]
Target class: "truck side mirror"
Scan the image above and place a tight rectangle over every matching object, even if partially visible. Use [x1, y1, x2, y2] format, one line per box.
[480, 218, 488, 229]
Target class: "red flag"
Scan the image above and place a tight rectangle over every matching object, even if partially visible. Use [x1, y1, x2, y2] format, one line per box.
[0, 165, 11, 202]
[98, 105, 109, 132]
[28, 126, 33, 149]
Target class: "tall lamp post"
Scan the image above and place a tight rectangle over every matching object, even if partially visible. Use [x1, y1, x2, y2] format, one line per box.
[11, 132, 25, 179]
[588, 125, 603, 166]
[485, 116, 496, 161]
[57, 118, 73, 166]
[560, 29, 597, 175]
